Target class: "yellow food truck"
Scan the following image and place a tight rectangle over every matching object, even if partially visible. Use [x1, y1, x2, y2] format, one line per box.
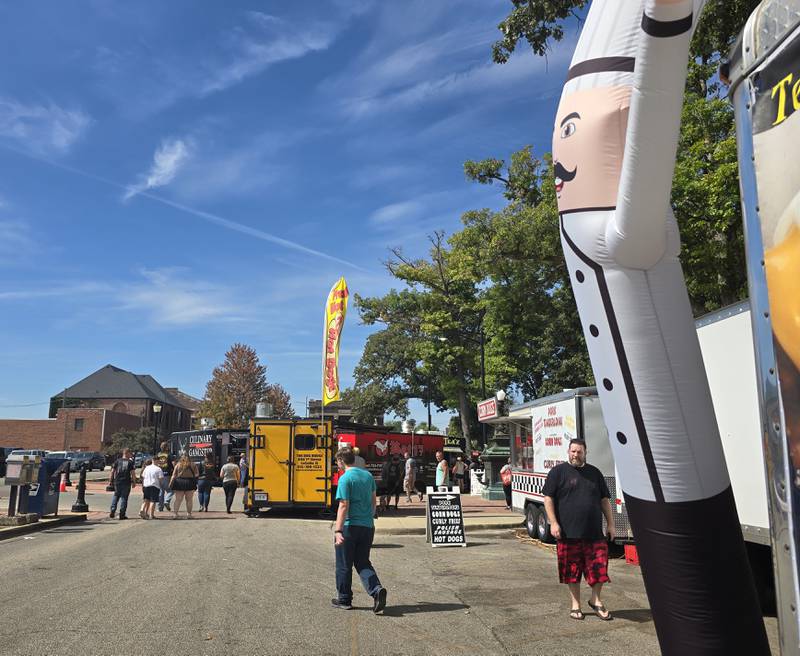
[245, 418, 334, 514]
[244, 418, 446, 514]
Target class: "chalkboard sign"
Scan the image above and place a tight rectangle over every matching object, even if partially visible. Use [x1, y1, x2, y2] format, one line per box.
[425, 486, 467, 547]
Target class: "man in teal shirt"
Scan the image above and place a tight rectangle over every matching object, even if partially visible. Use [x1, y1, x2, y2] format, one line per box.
[332, 447, 388, 613]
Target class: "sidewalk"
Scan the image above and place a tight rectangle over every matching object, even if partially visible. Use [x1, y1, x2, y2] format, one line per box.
[373, 492, 522, 535]
[0, 512, 87, 541]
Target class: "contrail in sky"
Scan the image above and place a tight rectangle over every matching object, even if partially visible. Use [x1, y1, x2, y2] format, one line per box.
[3, 146, 369, 272]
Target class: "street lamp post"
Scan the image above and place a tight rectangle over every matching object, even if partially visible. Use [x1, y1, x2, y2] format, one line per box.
[152, 403, 162, 455]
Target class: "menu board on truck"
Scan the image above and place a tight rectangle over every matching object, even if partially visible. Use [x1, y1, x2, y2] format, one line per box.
[532, 398, 577, 475]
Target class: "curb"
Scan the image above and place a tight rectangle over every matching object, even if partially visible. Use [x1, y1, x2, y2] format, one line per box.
[0, 513, 87, 541]
[377, 521, 523, 536]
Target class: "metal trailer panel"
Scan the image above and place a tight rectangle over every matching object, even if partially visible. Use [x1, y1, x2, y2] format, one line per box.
[696, 303, 770, 545]
[728, 4, 800, 647]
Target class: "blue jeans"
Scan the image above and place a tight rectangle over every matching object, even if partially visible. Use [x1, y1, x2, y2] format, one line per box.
[335, 524, 382, 603]
[110, 482, 131, 515]
[197, 479, 213, 509]
[158, 478, 174, 511]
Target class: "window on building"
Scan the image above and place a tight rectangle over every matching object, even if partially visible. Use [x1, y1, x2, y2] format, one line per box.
[74, 418, 85, 431]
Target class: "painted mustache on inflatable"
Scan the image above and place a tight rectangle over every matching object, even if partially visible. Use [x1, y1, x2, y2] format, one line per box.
[553, 1, 770, 653]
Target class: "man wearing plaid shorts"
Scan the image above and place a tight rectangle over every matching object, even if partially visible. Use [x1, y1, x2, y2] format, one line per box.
[543, 439, 615, 621]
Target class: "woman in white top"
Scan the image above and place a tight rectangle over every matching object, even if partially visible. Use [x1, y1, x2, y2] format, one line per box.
[139, 458, 164, 519]
[219, 455, 241, 514]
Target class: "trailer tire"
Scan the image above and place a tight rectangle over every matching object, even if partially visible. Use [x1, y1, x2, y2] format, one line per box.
[525, 504, 538, 539]
[536, 507, 554, 543]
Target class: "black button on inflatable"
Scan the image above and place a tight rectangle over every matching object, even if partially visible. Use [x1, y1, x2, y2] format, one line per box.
[603, 378, 613, 390]
[616, 432, 627, 445]
[576, 270, 585, 282]
[589, 324, 599, 337]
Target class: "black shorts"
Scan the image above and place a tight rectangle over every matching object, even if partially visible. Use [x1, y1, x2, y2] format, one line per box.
[143, 485, 160, 502]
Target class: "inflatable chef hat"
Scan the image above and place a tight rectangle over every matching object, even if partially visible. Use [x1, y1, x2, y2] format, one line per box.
[565, 0, 708, 95]
[563, 1, 640, 94]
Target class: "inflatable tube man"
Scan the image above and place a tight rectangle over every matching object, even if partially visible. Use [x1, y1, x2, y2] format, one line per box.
[553, 2, 770, 652]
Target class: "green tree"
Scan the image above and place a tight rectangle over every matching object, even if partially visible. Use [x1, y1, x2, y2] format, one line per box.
[355, 232, 485, 441]
[265, 383, 294, 418]
[453, 148, 592, 398]
[103, 427, 154, 458]
[200, 343, 269, 429]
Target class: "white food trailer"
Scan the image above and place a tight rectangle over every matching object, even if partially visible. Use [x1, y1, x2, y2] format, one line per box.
[696, 300, 775, 610]
[500, 387, 634, 543]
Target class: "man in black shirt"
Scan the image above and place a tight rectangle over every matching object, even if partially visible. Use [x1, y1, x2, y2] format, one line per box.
[109, 448, 137, 520]
[543, 439, 614, 621]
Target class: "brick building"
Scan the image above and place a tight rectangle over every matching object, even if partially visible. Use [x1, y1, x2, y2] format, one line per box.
[0, 365, 200, 453]
[0, 408, 141, 452]
[48, 364, 195, 440]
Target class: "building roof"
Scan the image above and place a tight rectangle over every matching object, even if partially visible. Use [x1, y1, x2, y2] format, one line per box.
[163, 387, 202, 412]
[53, 364, 192, 410]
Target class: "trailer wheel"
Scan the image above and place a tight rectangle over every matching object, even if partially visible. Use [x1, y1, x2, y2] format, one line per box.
[525, 504, 538, 539]
[536, 507, 554, 543]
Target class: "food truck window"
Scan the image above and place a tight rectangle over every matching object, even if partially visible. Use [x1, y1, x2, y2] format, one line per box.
[294, 434, 316, 451]
[513, 426, 534, 470]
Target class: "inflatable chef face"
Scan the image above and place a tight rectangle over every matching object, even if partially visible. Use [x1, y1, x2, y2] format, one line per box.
[553, 86, 630, 212]
[551, 1, 770, 653]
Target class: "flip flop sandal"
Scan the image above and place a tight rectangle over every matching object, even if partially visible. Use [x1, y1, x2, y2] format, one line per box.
[569, 609, 585, 620]
[588, 602, 613, 621]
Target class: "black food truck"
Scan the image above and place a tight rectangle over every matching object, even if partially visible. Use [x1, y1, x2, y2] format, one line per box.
[170, 429, 248, 483]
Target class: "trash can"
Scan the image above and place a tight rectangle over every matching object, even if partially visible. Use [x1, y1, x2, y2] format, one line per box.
[27, 457, 65, 516]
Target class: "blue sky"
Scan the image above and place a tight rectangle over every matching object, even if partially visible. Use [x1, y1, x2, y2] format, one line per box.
[0, 1, 576, 426]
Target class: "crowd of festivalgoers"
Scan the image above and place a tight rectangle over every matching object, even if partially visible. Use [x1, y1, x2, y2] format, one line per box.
[107, 441, 484, 520]
[108, 443, 248, 520]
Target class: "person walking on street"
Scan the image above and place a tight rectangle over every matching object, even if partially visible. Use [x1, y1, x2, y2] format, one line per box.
[197, 454, 217, 512]
[238, 453, 249, 488]
[169, 454, 199, 519]
[500, 458, 513, 509]
[140, 458, 163, 519]
[155, 442, 175, 512]
[220, 455, 240, 514]
[435, 450, 450, 489]
[379, 454, 404, 512]
[403, 450, 422, 502]
[451, 456, 467, 492]
[543, 439, 615, 621]
[109, 448, 136, 520]
[332, 447, 388, 613]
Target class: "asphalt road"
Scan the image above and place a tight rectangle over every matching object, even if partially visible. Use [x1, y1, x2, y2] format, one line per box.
[0, 516, 780, 656]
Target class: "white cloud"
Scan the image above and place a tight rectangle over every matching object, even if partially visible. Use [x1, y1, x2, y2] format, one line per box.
[93, 10, 348, 117]
[120, 268, 247, 327]
[369, 200, 424, 226]
[0, 98, 91, 155]
[0, 219, 40, 265]
[200, 13, 338, 96]
[123, 138, 192, 201]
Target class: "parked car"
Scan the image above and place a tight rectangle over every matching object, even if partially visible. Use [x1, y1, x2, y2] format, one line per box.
[11, 449, 49, 459]
[45, 450, 73, 461]
[89, 452, 107, 470]
[133, 452, 153, 468]
[69, 451, 103, 471]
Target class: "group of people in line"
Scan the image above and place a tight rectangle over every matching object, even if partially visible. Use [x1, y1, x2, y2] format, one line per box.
[375, 448, 479, 512]
[108, 443, 249, 520]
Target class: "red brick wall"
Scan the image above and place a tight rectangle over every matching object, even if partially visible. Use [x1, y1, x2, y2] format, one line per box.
[63, 399, 191, 436]
[0, 409, 140, 452]
[0, 419, 62, 451]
